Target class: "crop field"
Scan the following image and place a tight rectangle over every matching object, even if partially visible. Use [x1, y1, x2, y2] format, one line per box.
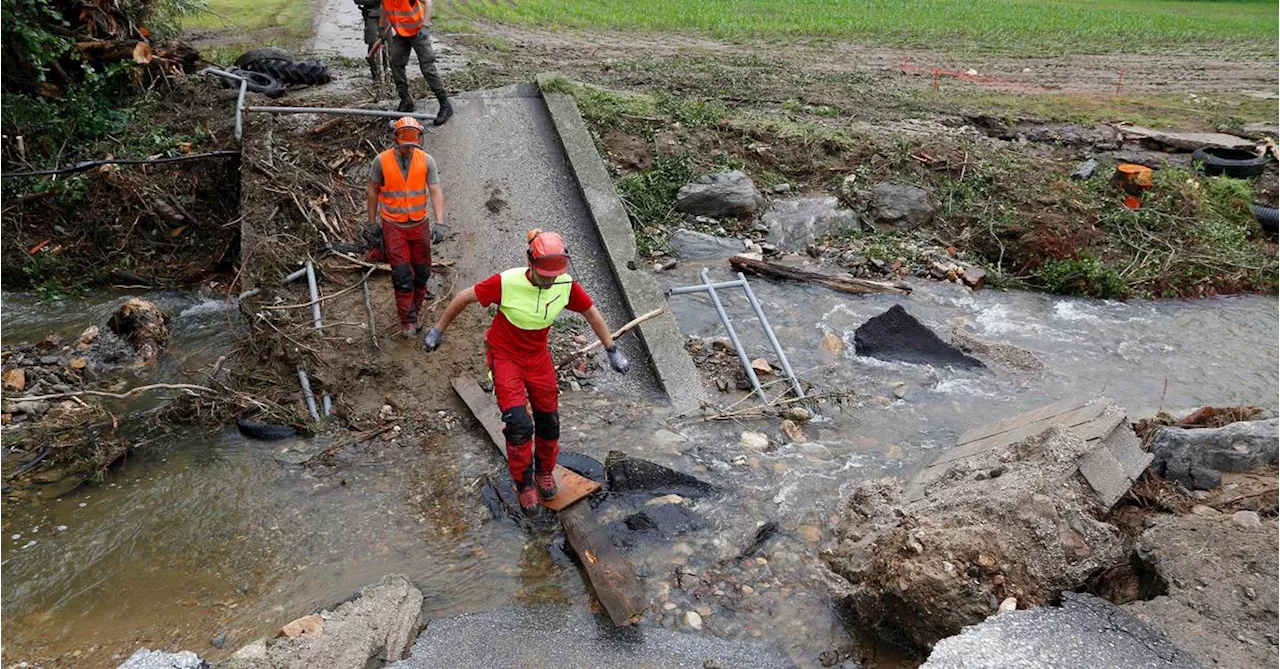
[443, 0, 1277, 54]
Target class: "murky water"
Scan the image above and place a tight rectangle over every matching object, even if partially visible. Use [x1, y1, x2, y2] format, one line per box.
[2, 277, 1276, 667]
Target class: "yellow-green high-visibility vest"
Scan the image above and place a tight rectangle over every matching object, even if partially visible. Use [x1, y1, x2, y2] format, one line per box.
[498, 267, 573, 330]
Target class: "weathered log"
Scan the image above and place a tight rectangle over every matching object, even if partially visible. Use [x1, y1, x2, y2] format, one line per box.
[451, 377, 645, 626]
[729, 255, 911, 295]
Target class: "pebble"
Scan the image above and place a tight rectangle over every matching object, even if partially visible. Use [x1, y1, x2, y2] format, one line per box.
[684, 611, 704, 630]
[739, 431, 769, 450]
[662, 602, 677, 611]
[1232, 510, 1261, 530]
[997, 597, 1018, 614]
[211, 632, 228, 648]
[893, 383, 908, 400]
[1190, 504, 1220, 517]
[740, 585, 754, 594]
[647, 494, 686, 506]
[696, 605, 713, 618]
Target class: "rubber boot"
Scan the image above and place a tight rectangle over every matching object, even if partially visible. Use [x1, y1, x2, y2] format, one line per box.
[433, 91, 453, 126]
[397, 88, 415, 113]
[536, 470, 558, 501]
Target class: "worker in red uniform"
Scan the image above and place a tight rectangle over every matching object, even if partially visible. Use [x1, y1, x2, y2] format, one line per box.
[367, 116, 444, 337]
[423, 230, 631, 515]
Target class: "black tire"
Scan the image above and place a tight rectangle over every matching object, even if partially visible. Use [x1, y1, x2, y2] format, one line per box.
[246, 59, 331, 86]
[1253, 204, 1279, 236]
[228, 68, 285, 98]
[235, 47, 296, 69]
[1192, 146, 1269, 178]
[236, 409, 298, 440]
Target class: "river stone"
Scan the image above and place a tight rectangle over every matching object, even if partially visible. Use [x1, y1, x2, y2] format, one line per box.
[668, 228, 745, 260]
[117, 650, 208, 669]
[867, 183, 936, 230]
[1232, 510, 1262, 530]
[675, 171, 765, 219]
[762, 197, 857, 252]
[1150, 418, 1279, 490]
[923, 593, 1198, 669]
[854, 305, 984, 369]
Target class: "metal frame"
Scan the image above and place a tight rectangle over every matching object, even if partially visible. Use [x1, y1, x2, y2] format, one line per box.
[670, 268, 805, 402]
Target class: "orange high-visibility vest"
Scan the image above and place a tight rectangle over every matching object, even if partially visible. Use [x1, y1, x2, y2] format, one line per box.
[382, 0, 425, 37]
[377, 148, 429, 224]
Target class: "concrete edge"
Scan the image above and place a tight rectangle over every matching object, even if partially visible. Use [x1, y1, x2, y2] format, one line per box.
[536, 82, 706, 413]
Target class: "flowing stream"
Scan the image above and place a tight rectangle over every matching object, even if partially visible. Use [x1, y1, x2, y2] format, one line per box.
[1, 279, 1275, 667]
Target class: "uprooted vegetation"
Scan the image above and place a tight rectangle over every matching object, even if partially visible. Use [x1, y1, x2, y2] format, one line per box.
[538, 75, 1277, 299]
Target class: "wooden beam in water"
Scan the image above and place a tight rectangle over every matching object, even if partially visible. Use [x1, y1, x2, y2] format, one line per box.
[451, 376, 646, 624]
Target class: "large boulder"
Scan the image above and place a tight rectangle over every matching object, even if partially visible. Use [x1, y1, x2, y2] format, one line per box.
[824, 424, 1129, 653]
[923, 593, 1198, 669]
[668, 228, 745, 260]
[762, 197, 857, 252]
[224, 574, 424, 669]
[867, 183, 936, 230]
[674, 171, 765, 219]
[1150, 418, 1279, 490]
[855, 305, 984, 369]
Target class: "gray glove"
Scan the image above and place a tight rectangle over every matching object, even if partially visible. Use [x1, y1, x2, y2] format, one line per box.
[606, 345, 630, 374]
[422, 327, 444, 352]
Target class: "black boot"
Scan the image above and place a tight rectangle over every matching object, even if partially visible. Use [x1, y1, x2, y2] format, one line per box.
[433, 91, 453, 126]
[397, 95, 415, 113]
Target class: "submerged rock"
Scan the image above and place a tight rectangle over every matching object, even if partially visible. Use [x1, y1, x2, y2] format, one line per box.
[855, 305, 984, 369]
[605, 450, 716, 498]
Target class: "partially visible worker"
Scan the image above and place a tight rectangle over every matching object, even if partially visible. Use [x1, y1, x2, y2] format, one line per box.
[367, 116, 444, 337]
[354, 0, 382, 81]
[380, 0, 453, 123]
[422, 230, 631, 516]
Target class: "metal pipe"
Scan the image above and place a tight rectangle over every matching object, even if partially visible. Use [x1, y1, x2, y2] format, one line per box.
[738, 272, 805, 399]
[237, 288, 260, 301]
[699, 268, 766, 402]
[283, 267, 308, 284]
[245, 105, 437, 123]
[235, 79, 247, 141]
[669, 279, 746, 295]
[297, 368, 320, 421]
[321, 394, 332, 417]
[305, 261, 323, 331]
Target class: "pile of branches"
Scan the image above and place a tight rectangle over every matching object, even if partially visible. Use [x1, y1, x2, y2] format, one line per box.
[1, 0, 203, 99]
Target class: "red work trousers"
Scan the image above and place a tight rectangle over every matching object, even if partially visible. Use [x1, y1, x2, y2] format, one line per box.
[488, 347, 560, 487]
[381, 220, 432, 326]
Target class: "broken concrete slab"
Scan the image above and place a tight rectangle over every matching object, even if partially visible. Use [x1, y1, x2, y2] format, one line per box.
[923, 592, 1198, 669]
[223, 574, 424, 669]
[1150, 418, 1279, 490]
[1118, 124, 1255, 152]
[854, 305, 984, 369]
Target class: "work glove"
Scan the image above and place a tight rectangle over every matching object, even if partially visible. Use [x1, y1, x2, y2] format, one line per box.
[606, 345, 630, 374]
[422, 327, 444, 352]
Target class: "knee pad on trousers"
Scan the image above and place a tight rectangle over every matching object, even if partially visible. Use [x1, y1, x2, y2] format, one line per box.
[390, 264, 414, 293]
[501, 406, 533, 445]
[533, 411, 560, 441]
[412, 264, 431, 289]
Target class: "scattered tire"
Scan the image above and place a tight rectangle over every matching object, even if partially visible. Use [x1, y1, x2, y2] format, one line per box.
[1192, 146, 1269, 178]
[247, 59, 332, 86]
[236, 409, 297, 440]
[1253, 204, 1278, 236]
[228, 68, 285, 98]
[235, 47, 296, 69]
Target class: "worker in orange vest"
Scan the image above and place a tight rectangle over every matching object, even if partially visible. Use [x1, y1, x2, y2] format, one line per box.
[380, 0, 452, 123]
[423, 230, 631, 516]
[367, 116, 444, 337]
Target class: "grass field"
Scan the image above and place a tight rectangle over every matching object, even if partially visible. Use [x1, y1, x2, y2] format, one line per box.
[181, 0, 313, 59]
[443, 0, 1277, 54]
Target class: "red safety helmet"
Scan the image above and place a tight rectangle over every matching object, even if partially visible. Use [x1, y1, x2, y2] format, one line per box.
[391, 116, 424, 146]
[526, 229, 570, 277]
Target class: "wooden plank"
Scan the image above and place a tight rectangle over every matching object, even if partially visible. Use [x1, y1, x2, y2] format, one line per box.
[956, 396, 1090, 446]
[729, 255, 911, 295]
[452, 376, 645, 626]
[937, 402, 1106, 466]
[560, 501, 648, 626]
[450, 377, 600, 510]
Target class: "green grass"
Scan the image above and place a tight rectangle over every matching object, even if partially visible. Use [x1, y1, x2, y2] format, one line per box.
[933, 90, 1279, 130]
[181, 0, 312, 58]
[445, 0, 1276, 55]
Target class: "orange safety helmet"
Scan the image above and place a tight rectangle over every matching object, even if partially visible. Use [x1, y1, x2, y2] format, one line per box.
[391, 116, 424, 146]
[526, 229, 570, 277]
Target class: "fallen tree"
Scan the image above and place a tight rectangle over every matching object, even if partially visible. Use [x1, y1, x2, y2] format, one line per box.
[729, 255, 911, 295]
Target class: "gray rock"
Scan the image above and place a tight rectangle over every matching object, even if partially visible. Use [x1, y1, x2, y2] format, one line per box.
[668, 228, 745, 260]
[1232, 510, 1262, 530]
[222, 574, 423, 669]
[1151, 418, 1279, 490]
[867, 183, 936, 230]
[117, 650, 208, 669]
[1239, 122, 1278, 139]
[11, 400, 51, 416]
[762, 197, 857, 252]
[39, 356, 61, 365]
[923, 593, 1198, 668]
[675, 171, 765, 219]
